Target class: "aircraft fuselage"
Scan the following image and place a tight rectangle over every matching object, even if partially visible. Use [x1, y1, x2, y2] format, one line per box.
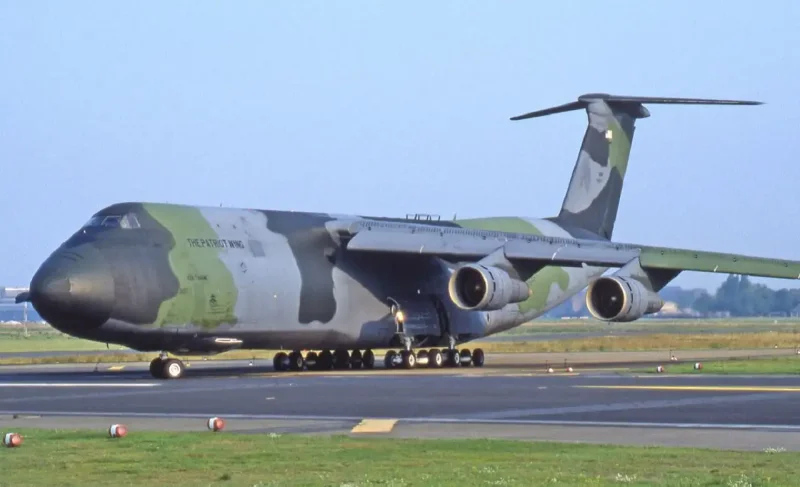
[28, 202, 605, 355]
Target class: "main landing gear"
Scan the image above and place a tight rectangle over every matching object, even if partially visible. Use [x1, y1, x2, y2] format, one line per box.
[272, 349, 377, 372]
[149, 354, 186, 379]
[383, 347, 485, 369]
[271, 347, 485, 372]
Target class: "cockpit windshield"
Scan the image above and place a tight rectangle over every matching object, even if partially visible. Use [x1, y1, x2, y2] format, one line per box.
[83, 213, 141, 230]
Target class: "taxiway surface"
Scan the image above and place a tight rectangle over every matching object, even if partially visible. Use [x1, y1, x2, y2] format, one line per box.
[2, 356, 800, 451]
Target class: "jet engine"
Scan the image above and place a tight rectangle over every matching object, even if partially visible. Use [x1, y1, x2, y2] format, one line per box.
[585, 276, 664, 322]
[448, 264, 530, 311]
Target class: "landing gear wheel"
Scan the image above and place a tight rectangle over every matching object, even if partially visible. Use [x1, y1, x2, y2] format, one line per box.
[288, 351, 305, 371]
[416, 349, 429, 367]
[305, 351, 319, 370]
[400, 350, 416, 369]
[428, 349, 443, 368]
[350, 350, 363, 369]
[363, 349, 375, 369]
[319, 350, 333, 370]
[273, 352, 289, 372]
[445, 350, 460, 367]
[149, 358, 164, 378]
[334, 349, 350, 370]
[472, 348, 485, 367]
[459, 349, 472, 367]
[161, 358, 185, 379]
[384, 350, 397, 369]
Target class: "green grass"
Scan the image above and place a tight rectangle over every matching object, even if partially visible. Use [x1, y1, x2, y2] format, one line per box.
[636, 356, 800, 375]
[0, 326, 126, 353]
[497, 317, 800, 336]
[1, 429, 798, 486]
[2, 329, 800, 367]
[3, 320, 800, 368]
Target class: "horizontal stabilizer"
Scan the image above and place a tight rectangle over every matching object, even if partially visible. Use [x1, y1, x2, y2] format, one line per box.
[14, 291, 30, 304]
[510, 93, 763, 120]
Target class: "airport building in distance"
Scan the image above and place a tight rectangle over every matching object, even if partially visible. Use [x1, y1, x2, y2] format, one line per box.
[0, 286, 41, 322]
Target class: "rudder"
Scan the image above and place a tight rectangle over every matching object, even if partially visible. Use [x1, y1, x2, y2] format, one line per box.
[511, 94, 762, 240]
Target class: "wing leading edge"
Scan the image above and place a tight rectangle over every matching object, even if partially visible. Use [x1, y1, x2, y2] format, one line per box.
[342, 224, 800, 280]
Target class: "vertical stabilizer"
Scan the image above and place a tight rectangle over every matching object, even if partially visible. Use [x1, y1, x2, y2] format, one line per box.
[511, 94, 762, 240]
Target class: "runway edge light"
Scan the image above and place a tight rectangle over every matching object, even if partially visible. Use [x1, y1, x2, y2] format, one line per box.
[694, 362, 703, 370]
[3, 432, 22, 447]
[108, 424, 128, 438]
[207, 417, 225, 432]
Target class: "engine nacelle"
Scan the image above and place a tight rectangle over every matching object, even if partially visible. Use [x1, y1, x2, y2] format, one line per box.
[585, 276, 664, 322]
[448, 264, 531, 311]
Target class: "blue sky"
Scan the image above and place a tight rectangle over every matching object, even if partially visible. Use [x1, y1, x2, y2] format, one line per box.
[1, 1, 799, 291]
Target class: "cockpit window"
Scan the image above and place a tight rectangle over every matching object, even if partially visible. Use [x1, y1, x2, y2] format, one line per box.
[102, 216, 121, 227]
[120, 214, 140, 229]
[83, 213, 141, 230]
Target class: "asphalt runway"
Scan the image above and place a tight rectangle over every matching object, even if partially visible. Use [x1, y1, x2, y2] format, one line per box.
[3, 356, 800, 451]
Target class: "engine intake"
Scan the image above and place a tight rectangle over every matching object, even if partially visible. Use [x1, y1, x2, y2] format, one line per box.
[585, 276, 664, 322]
[448, 264, 530, 311]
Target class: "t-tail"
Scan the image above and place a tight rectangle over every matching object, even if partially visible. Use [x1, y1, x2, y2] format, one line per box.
[511, 93, 762, 240]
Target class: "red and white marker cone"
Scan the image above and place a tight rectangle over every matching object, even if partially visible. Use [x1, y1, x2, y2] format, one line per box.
[546, 367, 554, 374]
[207, 417, 225, 432]
[108, 424, 128, 438]
[694, 362, 703, 370]
[566, 367, 574, 373]
[3, 433, 22, 447]
[656, 365, 664, 373]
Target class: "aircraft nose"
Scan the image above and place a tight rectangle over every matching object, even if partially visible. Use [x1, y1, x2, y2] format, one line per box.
[29, 245, 115, 335]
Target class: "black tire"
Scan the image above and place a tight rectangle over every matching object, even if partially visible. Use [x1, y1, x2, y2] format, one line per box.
[161, 358, 184, 379]
[350, 350, 363, 369]
[401, 350, 416, 369]
[428, 349, 443, 368]
[319, 350, 333, 370]
[273, 352, 288, 372]
[459, 349, 472, 366]
[289, 351, 304, 371]
[334, 349, 350, 370]
[363, 349, 375, 369]
[305, 351, 319, 370]
[446, 350, 460, 367]
[149, 358, 164, 378]
[472, 348, 485, 367]
[384, 350, 396, 369]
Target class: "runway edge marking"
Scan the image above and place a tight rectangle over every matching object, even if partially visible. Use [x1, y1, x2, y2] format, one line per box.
[350, 419, 398, 434]
[0, 383, 160, 388]
[4, 411, 800, 432]
[576, 385, 800, 392]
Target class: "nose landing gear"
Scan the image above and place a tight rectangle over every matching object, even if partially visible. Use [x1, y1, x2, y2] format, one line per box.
[149, 354, 186, 379]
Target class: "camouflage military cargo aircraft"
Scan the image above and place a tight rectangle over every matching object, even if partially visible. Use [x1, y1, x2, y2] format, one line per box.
[19, 93, 800, 380]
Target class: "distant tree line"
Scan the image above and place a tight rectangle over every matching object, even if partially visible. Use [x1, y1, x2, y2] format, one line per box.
[680, 275, 800, 317]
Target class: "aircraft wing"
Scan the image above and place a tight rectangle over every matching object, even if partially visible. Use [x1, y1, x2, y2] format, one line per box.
[342, 224, 800, 280]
